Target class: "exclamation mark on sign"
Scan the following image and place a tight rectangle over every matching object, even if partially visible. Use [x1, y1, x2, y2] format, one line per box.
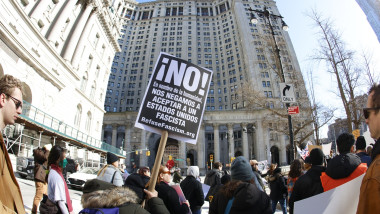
[198, 73, 209, 96]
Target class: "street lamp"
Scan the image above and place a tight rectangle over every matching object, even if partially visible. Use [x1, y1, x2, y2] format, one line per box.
[248, 6, 295, 163]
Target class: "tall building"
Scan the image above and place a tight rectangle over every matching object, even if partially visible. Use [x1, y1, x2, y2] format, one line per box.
[356, 0, 380, 43]
[0, 0, 125, 166]
[103, 0, 313, 173]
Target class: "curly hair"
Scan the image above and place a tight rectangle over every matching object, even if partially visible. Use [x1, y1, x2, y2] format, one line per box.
[0, 74, 23, 96]
[288, 159, 304, 178]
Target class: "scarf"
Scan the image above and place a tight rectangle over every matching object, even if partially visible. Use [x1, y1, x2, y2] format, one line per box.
[50, 164, 73, 212]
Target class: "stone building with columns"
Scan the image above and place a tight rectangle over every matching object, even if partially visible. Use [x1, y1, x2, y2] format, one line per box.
[0, 0, 126, 164]
[103, 0, 314, 174]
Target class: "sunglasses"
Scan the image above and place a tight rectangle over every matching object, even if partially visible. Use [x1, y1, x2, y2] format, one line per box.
[162, 171, 171, 175]
[363, 107, 380, 119]
[5, 94, 22, 109]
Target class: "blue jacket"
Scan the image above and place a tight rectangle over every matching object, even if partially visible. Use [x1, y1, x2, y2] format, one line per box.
[356, 152, 372, 167]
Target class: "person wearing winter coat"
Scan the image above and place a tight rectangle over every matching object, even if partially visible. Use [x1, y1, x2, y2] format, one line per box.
[97, 152, 123, 186]
[320, 133, 367, 192]
[289, 148, 326, 214]
[124, 166, 151, 203]
[204, 162, 223, 201]
[268, 167, 287, 214]
[172, 168, 183, 184]
[32, 144, 51, 214]
[180, 166, 204, 214]
[81, 179, 170, 214]
[209, 156, 272, 214]
[156, 166, 190, 214]
[287, 159, 304, 202]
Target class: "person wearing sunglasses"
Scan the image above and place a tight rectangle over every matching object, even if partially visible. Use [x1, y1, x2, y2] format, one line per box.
[357, 83, 380, 214]
[0, 74, 25, 213]
[156, 165, 190, 214]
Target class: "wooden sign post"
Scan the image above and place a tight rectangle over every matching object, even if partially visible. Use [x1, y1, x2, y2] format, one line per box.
[148, 130, 168, 191]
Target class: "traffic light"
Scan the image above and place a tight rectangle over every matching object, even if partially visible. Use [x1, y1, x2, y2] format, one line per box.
[169, 155, 172, 160]
[135, 150, 138, 155]
[210, 154, 214, 161]
[146, 150, 150, 156]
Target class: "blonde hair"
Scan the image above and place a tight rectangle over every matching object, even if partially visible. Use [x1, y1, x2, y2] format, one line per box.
[157, 165, 168, 183]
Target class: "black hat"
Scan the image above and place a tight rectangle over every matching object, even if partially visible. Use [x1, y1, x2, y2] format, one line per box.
[304, 156, 311, 164]
[309, 148, 324, 165]
[231, 156, 254, 182]
[356, 136, 366, 150]
[107, 152, 119, 164]
[83, 179, 116, 194]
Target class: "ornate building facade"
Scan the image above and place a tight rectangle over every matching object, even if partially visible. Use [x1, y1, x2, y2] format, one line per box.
[103, 0, 314, 173]
[0, 0, 125, 165]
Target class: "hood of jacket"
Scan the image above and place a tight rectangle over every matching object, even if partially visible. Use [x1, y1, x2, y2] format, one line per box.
[125, 173, 149, 188]
[82, 179, 139, 209]
[325, 153, 361, 179]
[231, 183, 263, 208]
[307, 165, 326, 182]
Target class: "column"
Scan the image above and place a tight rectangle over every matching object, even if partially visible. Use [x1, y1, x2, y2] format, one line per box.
[265, 128, 271, 164]
[140, 130, 146, 167]
[227, 123, 234, 160]
[111, 124, 117, 147]
[241, 123, 249, 159]
[46, 0, 78, 42]
[29, 0, 50, 20]
[178, 141, 187, 169]
[213, 123, 220, 162]
[61, 1, 93, 60]
[197, 124, 205, 175]
[256, 121, 264, 161]
[71, 8, 96, 68]
[124, 123, 132, 168]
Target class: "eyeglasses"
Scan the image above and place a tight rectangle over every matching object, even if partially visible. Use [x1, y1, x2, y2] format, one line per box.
[363, 107, 380, 119]
[5, 94, 22, 109]
[162, 171, 171, 175]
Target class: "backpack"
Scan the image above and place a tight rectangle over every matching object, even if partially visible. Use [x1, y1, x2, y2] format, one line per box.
[79, 208, 120, 214]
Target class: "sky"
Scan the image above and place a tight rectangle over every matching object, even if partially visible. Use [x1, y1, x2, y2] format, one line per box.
[276, 0, 380, 137]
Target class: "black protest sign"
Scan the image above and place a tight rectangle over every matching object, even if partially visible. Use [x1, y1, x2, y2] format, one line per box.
[135, 53, 213, 144]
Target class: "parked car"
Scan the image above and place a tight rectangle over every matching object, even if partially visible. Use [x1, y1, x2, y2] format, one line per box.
[16, 156, 34, 179]
[67, 167, 98, 189]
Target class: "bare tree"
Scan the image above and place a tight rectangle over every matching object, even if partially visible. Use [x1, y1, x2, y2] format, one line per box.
[309, 10, 365, 133]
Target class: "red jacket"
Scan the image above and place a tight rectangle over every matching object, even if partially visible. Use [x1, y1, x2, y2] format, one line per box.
[320, 163, 367, 192]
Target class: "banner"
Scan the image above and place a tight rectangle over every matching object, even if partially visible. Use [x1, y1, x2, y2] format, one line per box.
[294, 174, 364, 214]
[135, 53, 213, 144]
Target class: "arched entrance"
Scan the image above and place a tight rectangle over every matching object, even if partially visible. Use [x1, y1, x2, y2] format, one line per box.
[270, 146, 280, 164]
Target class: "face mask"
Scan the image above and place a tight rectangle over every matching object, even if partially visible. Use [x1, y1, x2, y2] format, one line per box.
[59, 158, 68, 168]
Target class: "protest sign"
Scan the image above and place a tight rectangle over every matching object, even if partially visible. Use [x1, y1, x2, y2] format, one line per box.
[135, 52, 213, 144]
[171, 184, 187, 204]
[294, 174, 364, 214]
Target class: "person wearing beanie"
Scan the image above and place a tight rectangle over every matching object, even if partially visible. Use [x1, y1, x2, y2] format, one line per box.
[180, 166, 204, 214]
[320, 133, 367, 192]
[97, 152, 123, 186]
[209, 156, 271, 214]
[355, 136, 372, 167]
[80, 179, 170, 214]
[289, 148, 326, 214]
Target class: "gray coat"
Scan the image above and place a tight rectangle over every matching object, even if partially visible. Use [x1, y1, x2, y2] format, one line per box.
[97, 165, 123, 186]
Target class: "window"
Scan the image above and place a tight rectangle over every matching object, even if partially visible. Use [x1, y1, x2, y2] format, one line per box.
[80, 72, 88, 91]
[74, 104, 82, 127]
[85, 111, 92, 132]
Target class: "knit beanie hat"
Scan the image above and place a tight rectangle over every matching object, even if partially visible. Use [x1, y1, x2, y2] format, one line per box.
[107, 152, 119, 164]
[83, 179, 116, 194]
[309, 148, 324, 165]
[231, 156, 254, 182]
[356, 136, 366, 150]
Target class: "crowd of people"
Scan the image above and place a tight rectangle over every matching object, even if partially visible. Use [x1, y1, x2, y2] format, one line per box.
[1, 76, 380, 214]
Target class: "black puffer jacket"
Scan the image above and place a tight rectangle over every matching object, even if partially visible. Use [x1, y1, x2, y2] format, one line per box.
[156, 181, 189, 214]
[124, 173, 150, 203]
[289, 165, 326, 214]
[180, 176, 204, 213]
[325, 153, 361, 179]
[268, 168, 287, 201]
[209, 181, 272, 214]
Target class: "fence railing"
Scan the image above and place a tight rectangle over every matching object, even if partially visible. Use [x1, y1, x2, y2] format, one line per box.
[20, 101, 123, 156]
